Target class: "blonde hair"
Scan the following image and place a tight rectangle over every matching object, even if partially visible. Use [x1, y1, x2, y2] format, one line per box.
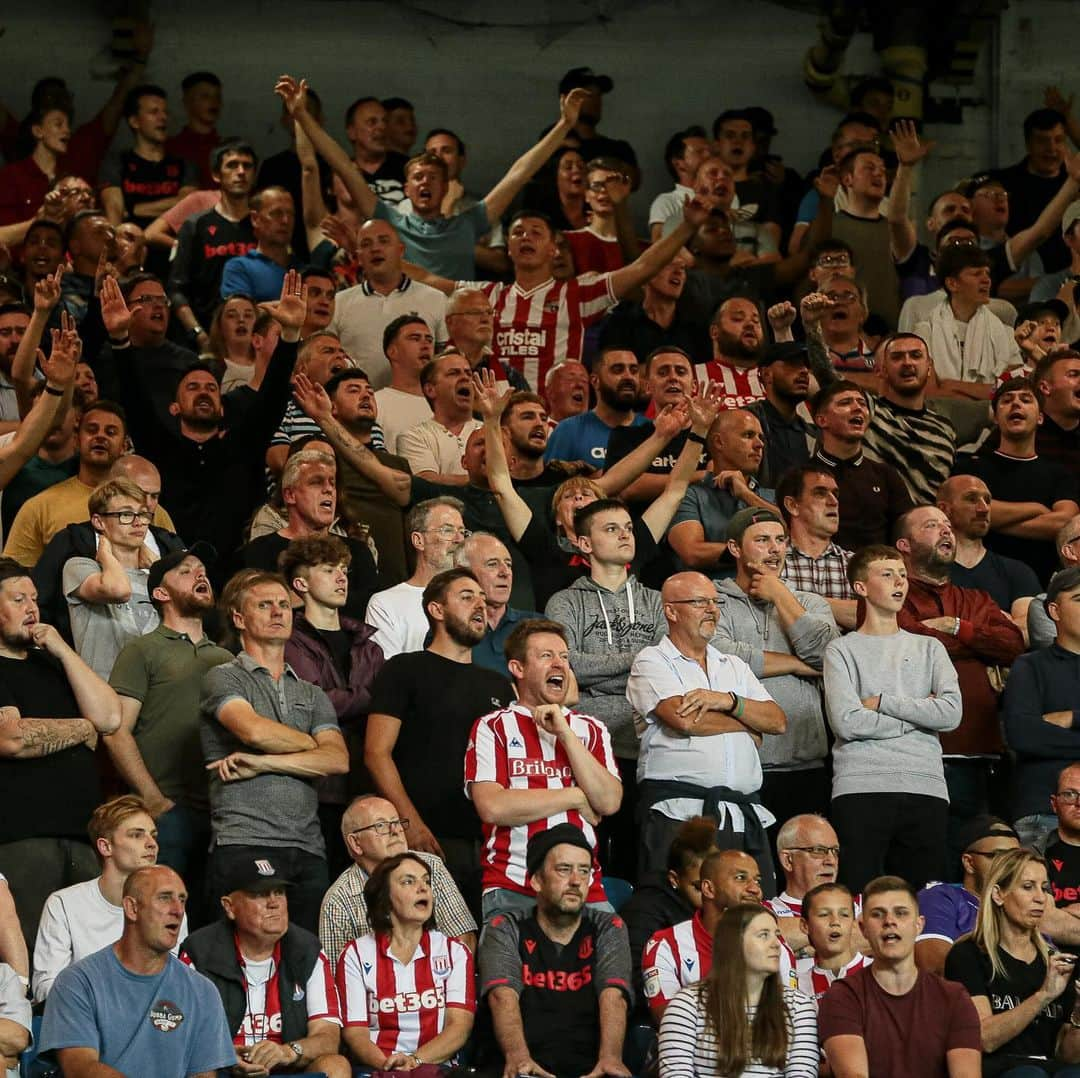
[971, 848, 1050, 980]
[88, 476, 146, 518]
[88, 795, 152, 864]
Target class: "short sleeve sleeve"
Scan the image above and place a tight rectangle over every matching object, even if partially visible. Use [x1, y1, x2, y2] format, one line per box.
[945, 981, 983, 1052]
[943, 941, 991, 1002]
[37, 966, 100, 1054]
[478, 915, 522, 996]
[368, 657, 413, 720]
[109, 639, 152, 701]
[817, 977, 865, 1043]
[62, 557, 99, 604]
[917, 885, 962, 943]
[445, 938, 476, 1012]
[98, 152, 124, 189]
[335, 940, 373, 1027]
[626, 648, 679, 726]
[200, 663, 245, 720]
[463, 715, 500, 796]
[308, 685, 340, 735]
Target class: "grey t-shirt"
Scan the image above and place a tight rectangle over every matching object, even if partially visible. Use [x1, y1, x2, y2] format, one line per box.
[63, 557, 159, 681]
[200, 652, 340, 855]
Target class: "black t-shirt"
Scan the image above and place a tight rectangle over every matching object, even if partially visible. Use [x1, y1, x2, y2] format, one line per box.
[238, 532, 380, 621]
[367, 651, 513, 840]
[991, 161, 1070, 272]
[955, 451, 1079, 585]
[316, 627, 353, 680]
[945, 937, 1073, 1074]
[598, 302, 711, 364]
[517, 513, 658, 612]
[102, 150, 197, 224]
[362, 153, 408, 205]
[168, 208, 256, 326]
[0, 650, 101, 842]
[949, 550, 1040, 612]
[1046, 836, 1080, 907]
[605, 424, 708, 489]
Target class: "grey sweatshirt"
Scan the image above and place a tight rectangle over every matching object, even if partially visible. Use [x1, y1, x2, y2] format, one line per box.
[545, 575, 666, 758]
[823, 629, 962, 800]
[711, 577, 837, 770]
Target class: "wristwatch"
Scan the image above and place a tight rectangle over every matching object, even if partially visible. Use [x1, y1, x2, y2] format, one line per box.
[288, 1041, 303, 1061]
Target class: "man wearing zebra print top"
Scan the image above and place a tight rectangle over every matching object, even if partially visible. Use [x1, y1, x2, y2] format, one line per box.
[861, 332, 957, 505]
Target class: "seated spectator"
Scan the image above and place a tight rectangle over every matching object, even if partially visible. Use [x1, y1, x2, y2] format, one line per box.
[913, 245, 1022, 388]
[335, 852, 474, 1070]
[767, 814, 852, 956]
[622, 816, 718, 1014]
[398, 352, 481, 484]
[201, 570, 348, 932]
[364, 496, 466, 658]
[1039, 763, 1080, 907]
[373, 314, 436, 456]
[319, 795, 476, 974]
[240, 448, 379, 622]
[627, 571, 785, 886]
[61, 477, 159, 679]
[657, 903, 818, 1078]
[444, 287, 526, 392]
[219, 187, 304, 303]
[0, 956, 29, 1075]
[915, 815, 1021, 975]
[809, 380, 914, 549]
[894, 183, 974, 300]
[944, 849, 1080, 1078]
[0, 556, 121, 955]
[938, 475, 1040, 631]
[33, 795, 184, 1002]
[38, 865, 234, 1078]
[712, 507, 838, 827]
[456, 531, 541, 677]
[465, 619, 622, 919]
[1009, 298, 1072, 380]
[797, 882, 870, 1003]
[1006, 566, 1080, 847]
[776, 465, 857, 630]
[366, 567, 512, 902]
[104, 546, 229, 899]
[643, 849, 771, 1021]
[479, 825, 632, 1078]
[819, 874, 982, 1078]
[667, 408, 775, 575]
[60, 211, 116, 325]
[824, 545, 962, 893]
[167, 141, 258, 344]
[957, 375, 1080, 585]
[748, 340, 816, 488]
[545, 348, 648, 467]
[180, 856, 349, 1078]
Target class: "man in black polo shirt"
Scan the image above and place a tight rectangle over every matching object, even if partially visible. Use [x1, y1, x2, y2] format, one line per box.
[365, 567, 513, 907]
[0, 557, 121, 956]
[809, 379, 913, 549]
[480, 824, 633, 1078]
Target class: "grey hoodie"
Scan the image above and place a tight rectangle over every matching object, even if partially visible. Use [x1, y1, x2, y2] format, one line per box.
[710, 577, 837, 770]
[545, 575, 666, 758]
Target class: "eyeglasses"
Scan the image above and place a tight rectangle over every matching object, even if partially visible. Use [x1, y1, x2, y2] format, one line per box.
[587, 176, 626, 191]
[816, 254, 851, 267]
[942, 237, 980, 249]
[967, 847, 1020, 858]
[351, 818, 410, 836]
[99, 510, 153, 524]
[825, 291, 859, 303]
[668, 597, 721, 609]
[1055, 789, 1080, 804]
[430, 525, 471, 539]
[131, 294, 168, 308]
[786, 845, 840, 859]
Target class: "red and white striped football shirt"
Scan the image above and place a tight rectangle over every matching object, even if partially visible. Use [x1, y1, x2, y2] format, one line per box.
[796, 952, 871, 1002]
[336, 929, 475, 1055]
[473, 274, 616, 390]
[642, 911, 798, 1012]
[463, 702, 619, 901]
[693, 358, 765, 409]
[766, 891, 864, 919]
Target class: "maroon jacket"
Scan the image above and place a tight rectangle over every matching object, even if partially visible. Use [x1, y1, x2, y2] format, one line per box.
[899, 575, 1025, 754]
[284, 614, 385, 725]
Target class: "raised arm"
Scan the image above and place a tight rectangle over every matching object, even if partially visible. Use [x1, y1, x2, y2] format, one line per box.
[888, 120, 933, 262]
[276, 75, 377, 220]
[295, 117, 331, 255]
[1008, 149, 1080, 268]
[473, 371, 534, 542]
[482, 89, 589, 224]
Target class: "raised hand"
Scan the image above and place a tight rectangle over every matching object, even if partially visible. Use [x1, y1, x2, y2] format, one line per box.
[814, 163, 840, 201]
[471, 369, 512, 420]
[1046, 86, 1075, 117]
[43, 315, 81, 386]
[98, 276, 132, 339]
[767, 301, 797, 335]
[1015, 319, 1047, 361]
[319, 215, 357, 256]
[292, 371, 333, 423]
[259, 269, 306, 331]
[683, 193, 718, 230]
[687, 383, 720, 435]
[654, 402, 690, 443]
[559, 87, 590, 129]
[39, 189, 65, 223]
[1065, 148, 1080, 185]
[34, 265, 65, 313]
[891, 119, 935, 167]
[274, 74, 308, 116]
[800, 291, 834, 328]
[606, 172, 632, 207]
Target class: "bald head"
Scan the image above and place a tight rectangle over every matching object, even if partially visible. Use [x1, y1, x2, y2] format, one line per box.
[123, 864, 182, 904]
[342, 794, 397, 835]
[341, 795, 408, 870]
[700, 848, 763, 910]
[109, 455, 160, 496]
[1057, 514, 1080, 564]
[937, 475, 991, 540]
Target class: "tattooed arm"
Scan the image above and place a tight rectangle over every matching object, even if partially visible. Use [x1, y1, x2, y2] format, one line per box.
[0, 707, 96, 759]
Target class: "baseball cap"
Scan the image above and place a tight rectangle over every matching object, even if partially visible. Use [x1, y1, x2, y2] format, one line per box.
[146, 542, 217, 598]
[758, 341, 809, 368]
[558, 67, 614, 95]
[1016, 299, 1069, 327]
[219, 856, 292, 895]
[956, 173, 1006, 200]
[1062, 199, 1080, 236]
[957, 815, 1018, 853]
[725, 506, 784, 543]
[526, 822, 593, 877]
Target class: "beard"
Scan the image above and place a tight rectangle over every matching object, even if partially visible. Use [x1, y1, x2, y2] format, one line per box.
[717, 329, 761, 361]
[511, 435, 545, 462]
[597, 383, 636, 410]
[444, 609, 485, 647]
[171, 591, 214, 617]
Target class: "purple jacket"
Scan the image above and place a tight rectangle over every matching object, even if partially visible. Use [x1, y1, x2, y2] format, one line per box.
[284, 614, 385, 725]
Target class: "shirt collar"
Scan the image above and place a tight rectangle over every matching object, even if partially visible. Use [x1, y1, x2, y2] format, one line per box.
[813, 446, 863, 469]
[361, 274, 411, 297]
[236, 650, 299, 680]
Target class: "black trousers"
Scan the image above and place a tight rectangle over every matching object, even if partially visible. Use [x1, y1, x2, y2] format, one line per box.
[760, 765, 831, 862]
[832, 791, 949, 894]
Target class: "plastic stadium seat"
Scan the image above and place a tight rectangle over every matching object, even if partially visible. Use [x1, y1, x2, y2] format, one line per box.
[602, 875, 634, 912]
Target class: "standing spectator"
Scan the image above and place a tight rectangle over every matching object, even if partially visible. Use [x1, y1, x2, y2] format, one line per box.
[37, 865, 235, 1078]
[1033, 351, 1080, 483]
[334, 852, 474, 1071]
[319, 795, 476, 974]
[366, 567, 512, 903]
[657, 903, 818, 1078]
[165, 72, 222, 186]
[627, 571, 785, 886]
[33, 796, 184, 1002]
[444, 287, 524, 392]
[748, 340, 816, 489]
[201, 570, 348, 932]
[342, 97, 406, 206]
[464, 619, 623, 918]
[711, 507, 838, 829]
[648, 126, 711, 241]
[824, 545, 962, 893]
[1040, 763, 1080, 908]
[373, 315, 436, 456]
[697, 297, 767, 406]
[0, 557, 121, 955]
[219, 187, 300, 303]
[479, 825, 633, 1078]
[180, 856, 349, 1078]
